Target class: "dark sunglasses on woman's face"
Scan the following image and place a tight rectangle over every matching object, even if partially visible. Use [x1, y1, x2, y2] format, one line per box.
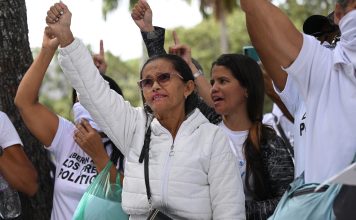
[138, 72, 183, 90]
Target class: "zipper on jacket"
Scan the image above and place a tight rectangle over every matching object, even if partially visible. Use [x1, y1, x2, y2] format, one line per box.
[161, 143, 175, 211]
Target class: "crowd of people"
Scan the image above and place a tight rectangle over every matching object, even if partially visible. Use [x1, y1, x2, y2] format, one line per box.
[1, 0, 355, 219]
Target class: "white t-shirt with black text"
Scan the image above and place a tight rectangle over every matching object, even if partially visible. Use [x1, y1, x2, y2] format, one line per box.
[47, 116, 111, 220]
[219, 122, 253, 200]
[284, 28, 356, 183]
[274, 76, 307, 178]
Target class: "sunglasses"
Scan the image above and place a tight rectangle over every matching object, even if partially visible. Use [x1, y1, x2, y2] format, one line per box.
[137, 72, 184, 90]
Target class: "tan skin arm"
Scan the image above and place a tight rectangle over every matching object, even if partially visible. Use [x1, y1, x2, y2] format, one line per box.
[0, 145, 38, 196]
[14, 28, 60, 147]
[241, 0, 303, 91]
[74, 120, 117, 183]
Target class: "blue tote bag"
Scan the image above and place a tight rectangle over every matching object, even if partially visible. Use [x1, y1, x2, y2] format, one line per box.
[268, 173, 342, 220]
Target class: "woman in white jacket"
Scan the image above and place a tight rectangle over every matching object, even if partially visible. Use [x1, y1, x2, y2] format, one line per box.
[45, 2, 245, 220]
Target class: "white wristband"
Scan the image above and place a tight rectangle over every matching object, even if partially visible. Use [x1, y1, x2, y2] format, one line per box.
[193, 69, 203, 79]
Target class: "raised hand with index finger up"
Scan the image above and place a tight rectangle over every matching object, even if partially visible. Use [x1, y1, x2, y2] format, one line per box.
[93, 40, 108, 74]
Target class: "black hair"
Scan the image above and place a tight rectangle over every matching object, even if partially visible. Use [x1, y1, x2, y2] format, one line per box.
[72, 75, 125, 169]
[212, 54, 275, 200]
[338, 0, 351, 9]
[139, 54, 199, 116]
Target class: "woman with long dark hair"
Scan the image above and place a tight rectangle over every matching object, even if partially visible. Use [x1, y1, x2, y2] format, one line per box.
[173, 46, 294, 219]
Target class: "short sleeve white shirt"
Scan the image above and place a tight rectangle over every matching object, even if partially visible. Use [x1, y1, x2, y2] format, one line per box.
[274, 76, 307, 178]
[0, 111, 23, 149]
[218, 122, 253, 200]
[284, 32, 356, 183]
[47, 116, 111, 220]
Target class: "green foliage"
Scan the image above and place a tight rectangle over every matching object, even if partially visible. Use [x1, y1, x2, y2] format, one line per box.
[101, 0, 136, 20]
[105, 52, 142, 107]
[39, 0, 336, 117]
[37, 52, 73, 120]
[280, 0, 335, 30]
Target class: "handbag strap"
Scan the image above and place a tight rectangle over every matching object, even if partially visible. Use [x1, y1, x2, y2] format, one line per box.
[139, 125, 153, 203]
[273, 114, 295, 160]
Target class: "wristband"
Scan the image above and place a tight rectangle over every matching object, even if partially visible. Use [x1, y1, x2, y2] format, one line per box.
[193, 69, 203, 79]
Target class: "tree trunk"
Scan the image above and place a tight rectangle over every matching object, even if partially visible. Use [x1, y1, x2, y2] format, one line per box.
[0, 0, 53, 219]
[219, 10, 229, 54]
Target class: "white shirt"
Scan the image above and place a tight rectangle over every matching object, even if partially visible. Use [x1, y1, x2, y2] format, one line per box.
[218, 122, 255, 201]
[274, 77, 307, 178]
[284, 11, 356, 183]
[219, 122, 248, 179]
[47, 116, 112, 220]
[0, 111, 23, 150]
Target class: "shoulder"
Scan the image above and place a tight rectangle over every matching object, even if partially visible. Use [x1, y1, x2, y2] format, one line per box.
[47, 116, 76, 149]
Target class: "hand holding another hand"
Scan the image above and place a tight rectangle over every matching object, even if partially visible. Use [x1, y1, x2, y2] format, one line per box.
[45, 2, 74, 47]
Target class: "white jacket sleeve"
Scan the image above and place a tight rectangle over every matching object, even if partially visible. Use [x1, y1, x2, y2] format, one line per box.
[58, 38, 143, 156]
[209, 129, 246, 220]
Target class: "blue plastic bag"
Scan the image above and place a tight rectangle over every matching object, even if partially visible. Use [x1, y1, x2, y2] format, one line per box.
[268, 173, 342, 220]
[72, 161, 128, 220]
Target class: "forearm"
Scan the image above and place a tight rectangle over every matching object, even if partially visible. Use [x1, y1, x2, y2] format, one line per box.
[0, 146, 38, 196]
[141, 26, 166, 57]
[244, 0, 302, 68]
[92, 155, 117, 184]
[188, 64, 214, 107]
[196, 98, 221, 125]
[15, 47, 56, 109]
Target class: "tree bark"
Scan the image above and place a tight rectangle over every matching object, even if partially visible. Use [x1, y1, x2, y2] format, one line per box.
[219, 10, 229, 54]
[0, 0, 53, 219]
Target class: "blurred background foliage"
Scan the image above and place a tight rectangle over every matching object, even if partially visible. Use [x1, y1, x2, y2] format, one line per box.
[37, 0, 335, 120]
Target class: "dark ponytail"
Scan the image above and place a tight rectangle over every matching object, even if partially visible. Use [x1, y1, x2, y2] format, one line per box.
[212, 54, 275, 200]
[244, 121, 274, 200]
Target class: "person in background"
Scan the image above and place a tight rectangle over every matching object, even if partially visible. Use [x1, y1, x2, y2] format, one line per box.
[93, 40, 108, 75]
[303, 12, 341, 47]
[241, 0, 356, 218]
[14, 27, 124, 220]
[131, 0, 221, 125]
[0, 111, 38, 196]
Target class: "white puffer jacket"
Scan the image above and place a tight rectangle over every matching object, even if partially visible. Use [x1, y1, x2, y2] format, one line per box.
[58, 39, 245, 220]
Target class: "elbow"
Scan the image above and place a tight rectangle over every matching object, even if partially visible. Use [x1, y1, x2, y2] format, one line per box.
[14, 94, 38, 113]
[23, 169, 39, 197]
[17, 168, 38, 197]
[14, 94, 25, 110]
